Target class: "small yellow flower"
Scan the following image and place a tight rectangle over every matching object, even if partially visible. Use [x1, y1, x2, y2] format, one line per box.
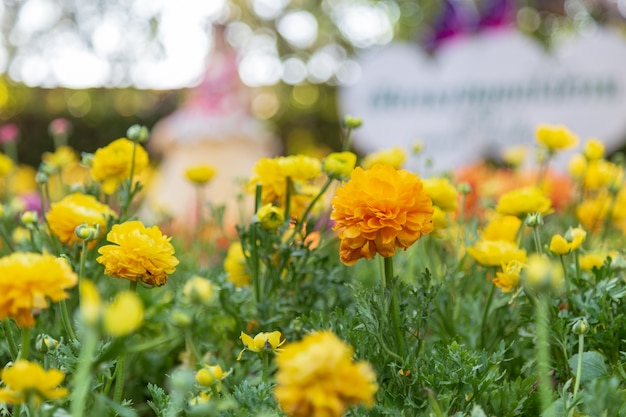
[583, 138, 605, 160]
[535, 124, 578, 152]
[481, 215, 522, 242]
[576, 194, 610, 232]
[256, 204, 285, 229]
[91, 138, 149, 194]
[579, 252, 608, 271]
[97, 220, 179, 287]
[278, 155, 322, 181]
[568, 154, 587, 179]
[182, 276, 214, 304]
[422, 177, 458, 212]
[361, 147, 406, 169]
[42, 146, 78, 170]
[549, 235, 570, 255]
[195, 365, 228, 387]
[189, 391, 211, 406]
[274, 330, 378, 417]
[495, 187, 553, 217]
[79, 279, 102, 325]
[103, 291, 144, 337]
[323, 151, 357, 179]
[0, 360, 68, 405]
[494, 260, 524, 292]
[502, 145, 528, 168]
[523, 254, 564, 290]
[0, 153, 14, 177]
[224, 241, 250, 287]
[467, 240, 527, 267]
[184, 164, 217, 185]
[238, 330, 285, 360]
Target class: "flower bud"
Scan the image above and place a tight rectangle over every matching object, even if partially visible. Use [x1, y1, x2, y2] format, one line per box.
[255, 204, 285, 230]
[35, 171, 48, 185]
[323, 152, 356, 180]
[457, 182, 472, 195]
[35, 334, 60, 352]
[21, 210, 38, 226]
[80, 152, 94, 167]
[195, 365, 226, 386]
[525, 212, 543, 228]
[342, 114, 362, 129]
[171, 310, 193, 328]
[182, 276, 214, 305]
[126, 124, 150, 143]
[572, 317, 589, 335]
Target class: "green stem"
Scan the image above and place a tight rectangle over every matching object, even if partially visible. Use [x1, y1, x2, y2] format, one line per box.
[536, 295, 554, 416]
[480, 280, 496, 348]
[342, 127, 354, 152]
[184, 329, 203, 368]
[296, 177, 332, 230]
[532, 227, 543, 254]
[112, 280, 137, 405]
[70, 328, 98, 417]
[121, 141, 138, 221]
[384, 256, 405, 358]
[60, 299, 77, 342]
[0, 222, 14, 252]
[3, 320, 18, 359]
[559, 255, 572, 311]
[284, 177, 292, 222]
[18, 326, 30, 360]
[574, 251, 581, 284]
[261, 351, 270, 382]
[568, 333, 585, 417]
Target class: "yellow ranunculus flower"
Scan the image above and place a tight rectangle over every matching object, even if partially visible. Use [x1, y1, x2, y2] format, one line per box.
[0, 360, 68, 405]
[42, 145, 78, 170]
[331, 164, 434, 265]
[583, 159, 620, 190]
[549, 235, 570, 255]
[91, 138, 149, 194]
[535, 124, 578, 152]
[238, 330, 285, 360]
[278, 155, 322, 181]
[195, 365, 228, 387]
[523, 254, 564, 290]
[103, 291, 144, 337]
[495, 187, 553, 217]
[576, 194, 610, 232]
[0, 252, 78, 327]
[323, 151, 357, 179]
[583, 138, 605, 160]
[96, 220, 179, 287]
[579, 252, 608, 271]
[184, 164, 217, 185]
[0, 152, 13, 177]
[494, 260, 524, 292]
[182, 276, 214, 304]
[422, 177, 458, 212]
[467, 240, 527, 267]
[481, 215, 522, 242]
[361, 147, 407, 169]
[274, 331, 378, 417]
[224, 241, 250, 287]
[568, 154, 586, 179]
[46, 193, 116, 247]
[79, 279, 102, 325]
[431, 206, 448, 232]
[256, 203, 285, 230]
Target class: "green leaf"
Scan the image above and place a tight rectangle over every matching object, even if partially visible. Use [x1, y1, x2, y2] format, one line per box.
[568, 351, 608, 385]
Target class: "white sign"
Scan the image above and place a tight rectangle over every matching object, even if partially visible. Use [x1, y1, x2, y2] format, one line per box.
[340, 28, 626, 172]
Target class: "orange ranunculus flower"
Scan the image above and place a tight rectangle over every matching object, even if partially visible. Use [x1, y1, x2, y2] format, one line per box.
[46, 193, 117, 247]
[0, 253, 78, 327]
[331, 164, 434, 265]
[96, 220, 179, 286]
[91, 138, 149, 194]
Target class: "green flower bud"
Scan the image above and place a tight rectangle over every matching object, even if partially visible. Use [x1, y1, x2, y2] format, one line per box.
[126, 124, 150, 143]
[572, 317, 589, 335]
[342, 115, 362, 129]
[21, 210, 38, 226]
[171, 310, 193, 328]
[457, 182, 472, 195]
[75, 223, 100, 242]
[525, 212, 544, 228]
[35, 171, 49, 184]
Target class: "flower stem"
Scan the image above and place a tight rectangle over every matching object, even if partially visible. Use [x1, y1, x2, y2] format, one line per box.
[261, 351, 270, 382]
[60, 299, 77, 342]
[536, 295, 554, 416]
[384, 256, 405, 358]
[480, 280, 496, 348]
[568, 332, 585, 417]
[532, 227, 543, 254]
[184, 329, 203, 368]
[70, 327, 98, 417]
[121, 141, 138, 221]
[559, 255, 573, 311]
[2, 320, 18, 360]
[296, 177, 333, 231]
[112, 280, 137, 405]
[18, 326, 30, 360]
[342, 127, 354, 152]
[251, 185, 262, 310]
[0, 222, 14, 252]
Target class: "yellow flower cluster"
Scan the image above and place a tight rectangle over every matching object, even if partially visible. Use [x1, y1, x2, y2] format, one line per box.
[274, 331, 378, 417]
[0, 360, 68, 405]
[331, 164, 434, 265]
[96, 220, 179, 286]
[0, 252, 78, 327]
[248, 155, 322, 218]
[46, 193, 117, 247]
[91, 138, 149, 194]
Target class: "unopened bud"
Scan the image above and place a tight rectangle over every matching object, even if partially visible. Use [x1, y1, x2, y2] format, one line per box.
[35, 334, 59, 352]
[572, 317, 589, 335]
[342, 115, 362, 129]
[525, 212, 543, 228]
[21, 210, 38, 225]
[75, 223, 100, 241]
[35, 171, 49, 185]
[171, 310, 193, 328]
[457, 182, 472, 195]
[126, 124, 150, 143]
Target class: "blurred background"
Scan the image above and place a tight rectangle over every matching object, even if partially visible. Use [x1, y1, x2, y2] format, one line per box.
[1, 0, 626, 166]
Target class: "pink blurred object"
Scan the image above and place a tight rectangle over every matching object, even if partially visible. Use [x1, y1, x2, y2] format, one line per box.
[0, 123, 19, 144]
[49, 118, 73, 137]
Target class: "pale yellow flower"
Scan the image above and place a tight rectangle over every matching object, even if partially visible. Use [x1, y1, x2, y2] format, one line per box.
[0, 360, 68, 405]
[583, 138, 605, 160]
[361, 147, 406, 169]
[494, 260, 524, 292]
[422, 177, 458, 212]
[323, 152, 357, 179]
[467, 240, 527, 267]
[495, 187, 552, 217]
[224, 241, 250, 287]
[185, 164, 217, 185]
[103, 291, 144, 337]
[535, 124, 578, 152]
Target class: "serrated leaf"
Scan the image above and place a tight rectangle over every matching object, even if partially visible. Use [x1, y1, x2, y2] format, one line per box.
[568, 351, 608, 385]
